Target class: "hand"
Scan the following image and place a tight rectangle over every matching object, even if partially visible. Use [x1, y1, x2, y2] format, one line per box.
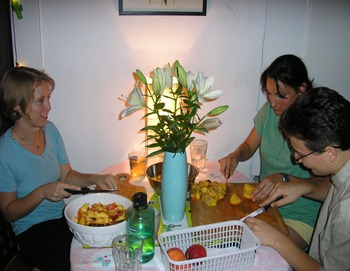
[250, 173, 283, 202]
[219, 152, 239, 179]
[252, 177, 306, 207]
[95, 174, 118, 190]
[41, 181, 81, 202]
[244, 217, 286, 247]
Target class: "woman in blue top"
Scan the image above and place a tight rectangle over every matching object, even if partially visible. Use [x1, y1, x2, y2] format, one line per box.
[219, 55, 330, 249]
[0, 67, 118, 270]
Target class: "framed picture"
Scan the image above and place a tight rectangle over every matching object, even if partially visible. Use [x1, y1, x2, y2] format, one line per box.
[118, 0, 207, 16]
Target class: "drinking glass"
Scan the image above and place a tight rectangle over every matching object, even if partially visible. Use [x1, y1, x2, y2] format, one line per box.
[112, 234, 143, 271]
[128, 151, 147, 180]
[190, 139, 208, 170]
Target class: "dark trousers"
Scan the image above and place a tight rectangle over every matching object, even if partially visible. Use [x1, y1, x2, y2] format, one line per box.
[16, 217, 72, 271]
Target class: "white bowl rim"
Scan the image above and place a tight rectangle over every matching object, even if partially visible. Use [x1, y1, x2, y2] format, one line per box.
[64, 193, 132, 234]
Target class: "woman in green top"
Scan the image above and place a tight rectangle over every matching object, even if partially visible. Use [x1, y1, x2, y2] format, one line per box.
[219, 54, 330, 249]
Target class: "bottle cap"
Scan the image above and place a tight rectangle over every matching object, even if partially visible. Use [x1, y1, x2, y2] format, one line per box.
[132, 192, 147, 209]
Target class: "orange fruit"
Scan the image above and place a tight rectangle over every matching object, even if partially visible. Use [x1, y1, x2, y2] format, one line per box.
[243, 183, 255, 200]
[230, 193, 242, 205]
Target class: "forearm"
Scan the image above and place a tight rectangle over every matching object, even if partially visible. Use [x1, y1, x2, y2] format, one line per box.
[64, 170, 103, 186]
[1, 189, 45, 222]
[288, 175, 331, 202]
[273, 236, 321, 271]
[230, 141, 255, 162]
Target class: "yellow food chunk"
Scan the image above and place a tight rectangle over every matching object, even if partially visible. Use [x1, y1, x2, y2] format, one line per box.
[243, 183, 255, 200]
[230, 193, 242, 205]
[74, 202, 126, 226]
[190, 180, 227, 206]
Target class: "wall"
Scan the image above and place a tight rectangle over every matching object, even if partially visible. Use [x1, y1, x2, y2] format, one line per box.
[11, 0, 350, 179]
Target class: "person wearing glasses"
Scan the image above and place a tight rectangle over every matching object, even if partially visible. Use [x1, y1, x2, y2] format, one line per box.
[245, 87, 350, 270]
[219, 54, 329, 249]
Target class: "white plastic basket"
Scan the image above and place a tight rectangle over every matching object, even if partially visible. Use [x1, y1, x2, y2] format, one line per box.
[158, 220, 260, 271]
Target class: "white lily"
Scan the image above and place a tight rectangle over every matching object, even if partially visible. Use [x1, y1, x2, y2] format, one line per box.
[200, 118, 223, 130]
[120, 84, 146, 118]
[194, 72, 223, 103]
[120, 60, 228, 157]
[152, 64, 172, 96]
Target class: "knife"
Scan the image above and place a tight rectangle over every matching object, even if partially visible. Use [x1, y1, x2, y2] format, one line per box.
[64, 187, 118, 194]
[239, 196, 282, 221]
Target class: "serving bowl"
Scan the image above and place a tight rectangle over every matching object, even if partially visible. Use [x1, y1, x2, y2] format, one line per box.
[64, 193, 132, 247]
[146, 162, 199, 195]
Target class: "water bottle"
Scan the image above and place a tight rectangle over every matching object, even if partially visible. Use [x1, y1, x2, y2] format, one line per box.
[126, 192, 155, 263]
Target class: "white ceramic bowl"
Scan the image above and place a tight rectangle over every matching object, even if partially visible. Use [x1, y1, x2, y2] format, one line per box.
[64, 193, 132, 247]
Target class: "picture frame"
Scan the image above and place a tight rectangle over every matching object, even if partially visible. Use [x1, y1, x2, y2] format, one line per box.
[118, 0, 207, 16]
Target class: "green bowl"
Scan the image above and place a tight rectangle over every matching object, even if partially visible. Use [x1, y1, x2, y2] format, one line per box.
[146, 162, 199, 195]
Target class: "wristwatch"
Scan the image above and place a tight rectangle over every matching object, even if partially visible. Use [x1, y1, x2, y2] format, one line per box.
[281, 173, 290, 182]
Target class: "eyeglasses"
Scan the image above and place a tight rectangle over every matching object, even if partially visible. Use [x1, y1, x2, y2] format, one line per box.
[293, 146, 340, 163]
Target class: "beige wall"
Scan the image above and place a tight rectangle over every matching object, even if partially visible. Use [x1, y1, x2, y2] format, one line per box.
[12, 0, 350, 179]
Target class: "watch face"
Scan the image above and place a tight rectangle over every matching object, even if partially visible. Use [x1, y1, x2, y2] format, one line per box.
[282, 173, 290, 182]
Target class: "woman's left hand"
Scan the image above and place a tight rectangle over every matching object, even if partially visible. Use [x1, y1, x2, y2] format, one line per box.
[95, 174, 118, 190]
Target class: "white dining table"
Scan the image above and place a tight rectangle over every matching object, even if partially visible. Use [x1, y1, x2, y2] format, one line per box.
[69, 160, 292, 271]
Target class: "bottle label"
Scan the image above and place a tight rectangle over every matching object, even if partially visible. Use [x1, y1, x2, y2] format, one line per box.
[127, 225, 138, 233]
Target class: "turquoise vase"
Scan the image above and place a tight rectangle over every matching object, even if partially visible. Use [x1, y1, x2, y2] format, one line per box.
[161, 151, 188, 223]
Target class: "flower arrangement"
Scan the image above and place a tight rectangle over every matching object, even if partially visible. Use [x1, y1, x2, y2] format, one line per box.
[120, 60, 228, 157]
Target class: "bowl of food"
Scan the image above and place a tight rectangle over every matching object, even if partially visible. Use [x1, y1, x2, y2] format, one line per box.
[146, 162, 199, 195]
[64, 193, 132, 247]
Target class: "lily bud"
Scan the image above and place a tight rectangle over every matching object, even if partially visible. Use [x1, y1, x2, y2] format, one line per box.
[200, 118, 223, 130]
[207, 105, 229, 116]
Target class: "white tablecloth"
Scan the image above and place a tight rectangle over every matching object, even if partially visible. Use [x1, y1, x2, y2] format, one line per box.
[70, 160, 291, 271]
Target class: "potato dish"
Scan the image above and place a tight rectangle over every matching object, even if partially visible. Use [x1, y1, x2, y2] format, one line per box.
[74, 202, 126, 226]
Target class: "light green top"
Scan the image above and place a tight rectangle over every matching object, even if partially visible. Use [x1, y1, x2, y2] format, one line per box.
[254, 102, 321, 227]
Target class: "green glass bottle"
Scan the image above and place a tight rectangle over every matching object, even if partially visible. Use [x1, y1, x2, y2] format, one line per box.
[126, 192, 155, 263]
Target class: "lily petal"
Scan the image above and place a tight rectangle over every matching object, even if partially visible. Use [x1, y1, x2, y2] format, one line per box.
[195, 73, 223, 102]
[129, 84, 146, 107]
[121, 104, 144, 118]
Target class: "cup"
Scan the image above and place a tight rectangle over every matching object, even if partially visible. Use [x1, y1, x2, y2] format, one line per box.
[112, 234, 143, 271]
[190, 139, 208, 170]
[128, 151, 147, 180]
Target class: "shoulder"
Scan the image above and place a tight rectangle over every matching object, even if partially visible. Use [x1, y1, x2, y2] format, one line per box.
[0, 129, 13, 152]
[44, 121, 62, 136]
[255, 102, 274, 125]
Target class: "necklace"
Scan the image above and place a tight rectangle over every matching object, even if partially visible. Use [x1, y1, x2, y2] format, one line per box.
[12, 129, 41, 149]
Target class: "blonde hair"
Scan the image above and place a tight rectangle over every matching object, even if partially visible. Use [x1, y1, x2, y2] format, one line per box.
[0, 67, 55, 135]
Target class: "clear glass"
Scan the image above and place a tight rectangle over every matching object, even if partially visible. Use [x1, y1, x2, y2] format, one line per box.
[128, 151, 147, 180]
[112, 234, 143, 271]
[190, 139, 208, 170]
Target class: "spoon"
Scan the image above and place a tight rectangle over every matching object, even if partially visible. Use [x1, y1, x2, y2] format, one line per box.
[163, 224, 182, 230]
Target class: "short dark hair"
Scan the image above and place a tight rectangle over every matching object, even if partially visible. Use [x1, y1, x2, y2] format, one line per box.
[281, 87, 350, 152]
[261, 54, 313, 95]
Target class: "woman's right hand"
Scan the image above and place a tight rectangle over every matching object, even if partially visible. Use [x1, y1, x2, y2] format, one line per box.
[40, 181, 81, 202]
[219, 152, 239, 179]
